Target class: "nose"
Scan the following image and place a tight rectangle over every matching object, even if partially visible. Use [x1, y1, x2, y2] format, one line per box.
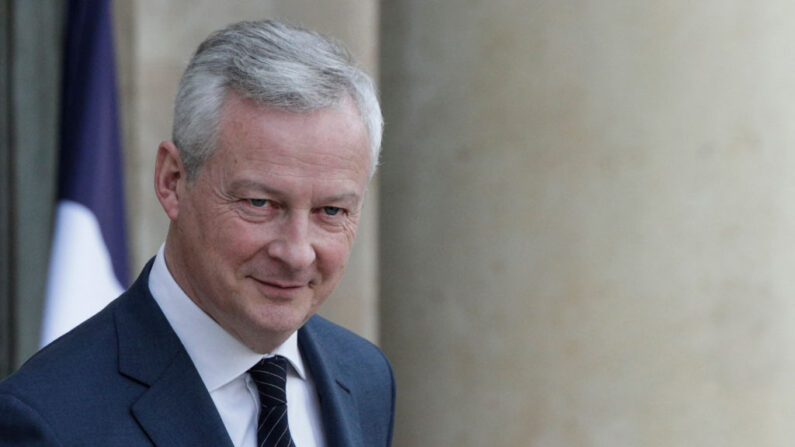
[266, 213, 316, 271]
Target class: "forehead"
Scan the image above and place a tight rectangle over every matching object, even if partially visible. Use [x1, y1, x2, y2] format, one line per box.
[207, 93, 371, 192]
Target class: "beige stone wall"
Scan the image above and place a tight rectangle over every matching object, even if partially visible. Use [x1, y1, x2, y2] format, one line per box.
[380, 1, 795, 446]
[115, 0, 380, 341]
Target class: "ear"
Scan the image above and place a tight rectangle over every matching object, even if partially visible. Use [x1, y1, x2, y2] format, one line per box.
[154, 141, 185, 221]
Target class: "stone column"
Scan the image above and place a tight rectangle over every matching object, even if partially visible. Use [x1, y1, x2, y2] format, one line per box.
[379, 1, 795, 445]
[115, 0, 380, 341]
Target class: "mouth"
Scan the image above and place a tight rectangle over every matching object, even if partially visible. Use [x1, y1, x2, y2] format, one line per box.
[250, 277, 310, 297]
[260, 280, 304, 289]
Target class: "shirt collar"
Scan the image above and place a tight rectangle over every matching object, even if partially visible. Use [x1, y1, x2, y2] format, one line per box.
[147, 243, 307, 392]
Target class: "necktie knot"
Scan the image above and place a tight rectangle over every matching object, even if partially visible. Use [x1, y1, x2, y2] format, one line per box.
[249, 355, 289, 408]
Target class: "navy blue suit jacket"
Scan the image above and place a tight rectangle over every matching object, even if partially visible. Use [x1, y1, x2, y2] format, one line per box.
[0, 261, 395, 446]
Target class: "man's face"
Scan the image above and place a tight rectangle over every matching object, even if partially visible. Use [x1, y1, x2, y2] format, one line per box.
[163, 93, 371, 353]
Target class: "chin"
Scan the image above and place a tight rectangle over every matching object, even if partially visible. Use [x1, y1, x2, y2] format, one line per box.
[249, 302, 314, 334]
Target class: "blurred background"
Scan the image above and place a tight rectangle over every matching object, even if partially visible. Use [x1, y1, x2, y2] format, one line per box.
[4, 0, 795, 445]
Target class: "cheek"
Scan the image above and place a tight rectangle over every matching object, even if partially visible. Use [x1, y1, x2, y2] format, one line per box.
[198, 214, 269, 272]
[316, 234, 356, 275]
[219, 223, 269, 261]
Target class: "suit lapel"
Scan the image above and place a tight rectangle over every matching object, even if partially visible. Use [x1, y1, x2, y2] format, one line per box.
[130, 350, 233, 446]
[299, 317, 364, 447]
[115, 261, 234, 447]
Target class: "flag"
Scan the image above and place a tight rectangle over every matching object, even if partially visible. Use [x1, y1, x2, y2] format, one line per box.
[41, 0, 129, 347]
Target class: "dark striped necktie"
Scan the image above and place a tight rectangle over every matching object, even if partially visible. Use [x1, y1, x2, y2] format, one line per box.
[248, 355, 295, 447]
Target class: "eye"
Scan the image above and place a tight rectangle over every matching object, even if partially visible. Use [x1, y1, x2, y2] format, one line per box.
[248, 199, 269, 207]
[323, 206, 342, 216]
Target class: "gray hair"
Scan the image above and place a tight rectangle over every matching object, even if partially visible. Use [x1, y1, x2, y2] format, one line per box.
[172, 20, 383, 179]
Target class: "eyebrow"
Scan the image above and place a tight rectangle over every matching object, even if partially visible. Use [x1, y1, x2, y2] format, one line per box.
[229, 179, 285, 196]
[229, 179, 363, 205]
[320, 192, 363, 206]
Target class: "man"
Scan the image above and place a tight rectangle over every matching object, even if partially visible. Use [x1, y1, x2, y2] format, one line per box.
[0, 20, 394, 446]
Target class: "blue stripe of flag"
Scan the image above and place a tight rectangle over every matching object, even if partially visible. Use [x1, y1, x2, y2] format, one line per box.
[59, 0, 129, 286]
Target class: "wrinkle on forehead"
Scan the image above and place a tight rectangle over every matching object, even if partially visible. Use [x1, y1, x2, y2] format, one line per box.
[226, 148, 366, 181]
[214, 92, 370, 183]
[220, 92, 367, 154]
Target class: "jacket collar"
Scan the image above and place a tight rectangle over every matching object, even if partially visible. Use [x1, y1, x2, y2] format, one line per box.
[299, 316, 364, 447]
[115, 260, 234, 447]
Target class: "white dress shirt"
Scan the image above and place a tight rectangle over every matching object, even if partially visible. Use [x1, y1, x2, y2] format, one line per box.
[148, 244, 326, 447]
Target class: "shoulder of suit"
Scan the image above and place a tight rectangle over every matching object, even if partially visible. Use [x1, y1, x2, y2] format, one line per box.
[303, 315, 384, 352]
[302, 314, 393, 371]
[0, 294, 124, 401]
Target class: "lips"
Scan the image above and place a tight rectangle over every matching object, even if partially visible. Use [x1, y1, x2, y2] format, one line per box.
[250, 276, 310, 292]
[258, 280, 304, 289]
